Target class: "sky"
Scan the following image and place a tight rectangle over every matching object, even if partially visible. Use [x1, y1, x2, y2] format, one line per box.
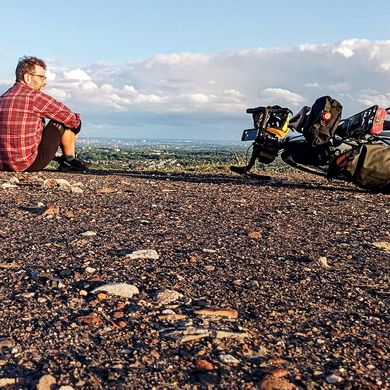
[1, 0, 390, 140]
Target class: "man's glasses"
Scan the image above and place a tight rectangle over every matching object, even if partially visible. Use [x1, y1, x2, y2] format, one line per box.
[30, 73, 47, 80]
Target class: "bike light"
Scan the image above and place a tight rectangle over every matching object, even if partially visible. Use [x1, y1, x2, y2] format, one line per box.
[322, 111, 332, 121]
[370, 107, 386, 135]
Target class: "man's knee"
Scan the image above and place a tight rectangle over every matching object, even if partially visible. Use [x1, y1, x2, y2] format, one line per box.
[47, 120, 66, 136]
[72, 121, 82, 135]
[47, 120, 81, 135]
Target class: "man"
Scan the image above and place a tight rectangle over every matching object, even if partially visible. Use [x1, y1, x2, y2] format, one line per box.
[0, 56, 88, 172]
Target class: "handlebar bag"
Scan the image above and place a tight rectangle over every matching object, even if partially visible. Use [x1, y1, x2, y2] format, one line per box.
[345, 143, 390, 191]
[303, 96, 342, 146]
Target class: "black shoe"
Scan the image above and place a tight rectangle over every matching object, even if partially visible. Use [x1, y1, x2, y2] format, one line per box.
[230, 165, 247, 175]
[53, 156, 89, 171]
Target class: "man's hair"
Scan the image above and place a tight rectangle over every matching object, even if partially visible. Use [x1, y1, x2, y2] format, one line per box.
[15, 56, 46, 82]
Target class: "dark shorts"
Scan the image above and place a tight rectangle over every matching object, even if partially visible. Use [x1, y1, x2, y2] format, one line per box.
[25, 120, 81, 172]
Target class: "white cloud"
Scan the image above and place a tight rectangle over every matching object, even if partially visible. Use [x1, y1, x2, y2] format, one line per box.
[39, 39, 390, 138]
[45, 88, 69, 100]
[357, 90, 390, 108]
[257, 88, 306, 107]
[63, 68, 91, 81]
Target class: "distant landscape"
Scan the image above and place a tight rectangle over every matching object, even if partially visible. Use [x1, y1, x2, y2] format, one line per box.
[73, 138, 252, 171]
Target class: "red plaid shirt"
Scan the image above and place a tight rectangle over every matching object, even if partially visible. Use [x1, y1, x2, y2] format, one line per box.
[0, 82, 80, 171]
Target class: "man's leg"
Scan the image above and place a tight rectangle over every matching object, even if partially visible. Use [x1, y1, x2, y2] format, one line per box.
[25, 121, 64, 172]
[56, 121, 88, 170]
[26, 120, 87, 172]
[60, 129, 77, 158]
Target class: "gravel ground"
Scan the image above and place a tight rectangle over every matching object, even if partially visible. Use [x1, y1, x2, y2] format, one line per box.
[0, 169, 389, 389]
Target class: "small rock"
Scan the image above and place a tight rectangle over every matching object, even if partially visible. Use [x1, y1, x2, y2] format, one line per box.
[85, 266, 96, 274]
[195, 359, 215, 371]
[218, 354, 240, 364]
[8, 177, 20, 184]
[40, 204, 60, 217]
[193, 308, 239, 319]
[247, 230, 262, 239]
[0, 337, 14, 349]
[0, 378, 17, 386]
[155, 289, 183, 305]
[80, 231, 97, 237]
[373, 241, 390, 252]
[19, 292, 35, 299]
[97, 292, 108, 300]
[43, 178, 72, 190]
[77, 314, 104, 326]
[1, 182, 18, 189]
[270, 369, 290, 378]
[0, 261, 19, 269]
[250, 280, 260, 288]
[213, 330, 249, 340]
[126, 249, 159, 260]
[188, 254, 198, 263]
[260, 374, 296, 390]
[63, 210, 75, 219]
[202, 248, 217, 253]
[159, 312, 187, 321]
[96, 187, 115, 194]
[91, 283, 139, 298]
[318, 256, 330, 268]
[71, 186, 83, 194]
[326, 374, 343, 384]
[36, 374, 57, 390]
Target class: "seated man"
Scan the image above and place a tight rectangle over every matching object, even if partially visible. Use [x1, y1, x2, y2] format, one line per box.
[0, 56, 87, 172]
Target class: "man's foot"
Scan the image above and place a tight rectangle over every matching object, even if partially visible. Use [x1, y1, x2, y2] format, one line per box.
[53, 155, 89, 171]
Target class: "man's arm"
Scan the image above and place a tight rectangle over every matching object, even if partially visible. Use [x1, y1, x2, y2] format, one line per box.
[32, 91, 81, 129]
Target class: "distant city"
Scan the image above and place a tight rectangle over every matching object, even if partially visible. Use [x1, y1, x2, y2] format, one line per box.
[75, 137, 249, 171]
[77, 137, 246, 149]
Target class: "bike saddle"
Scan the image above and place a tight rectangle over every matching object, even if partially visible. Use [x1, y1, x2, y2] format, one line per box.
[289, 106, 311, 132]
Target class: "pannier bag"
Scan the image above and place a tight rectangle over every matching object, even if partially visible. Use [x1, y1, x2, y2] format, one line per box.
[303, 96, 343, 146]
[345, 144, 390, 191]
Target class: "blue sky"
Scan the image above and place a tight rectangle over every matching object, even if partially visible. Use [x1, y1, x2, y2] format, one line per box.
[1, 0, 390, 139]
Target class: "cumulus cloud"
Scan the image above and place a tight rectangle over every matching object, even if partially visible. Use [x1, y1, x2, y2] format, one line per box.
[34, 39, 390, 138]
[64, 68, 92, 81]
[257, 88, 306, 107]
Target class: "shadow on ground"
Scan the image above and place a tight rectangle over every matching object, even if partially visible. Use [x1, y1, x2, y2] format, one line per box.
[43, 168, 363, 193]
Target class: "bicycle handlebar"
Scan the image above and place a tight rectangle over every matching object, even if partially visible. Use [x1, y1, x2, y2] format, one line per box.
[246, 106, 290, 115]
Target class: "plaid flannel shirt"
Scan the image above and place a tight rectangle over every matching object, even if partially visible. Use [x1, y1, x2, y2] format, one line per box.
[0, 82, 80, 171]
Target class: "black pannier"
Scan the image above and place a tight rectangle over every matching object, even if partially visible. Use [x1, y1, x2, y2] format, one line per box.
[303, 96, 343, 146]
[345, 143, 390, 192]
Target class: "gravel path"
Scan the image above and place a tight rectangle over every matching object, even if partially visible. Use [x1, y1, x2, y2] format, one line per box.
[0, 169, 388, 389]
